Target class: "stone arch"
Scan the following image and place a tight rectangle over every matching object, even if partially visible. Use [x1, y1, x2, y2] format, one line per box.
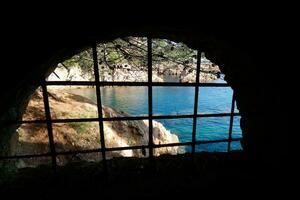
[0, 28, 276, 166]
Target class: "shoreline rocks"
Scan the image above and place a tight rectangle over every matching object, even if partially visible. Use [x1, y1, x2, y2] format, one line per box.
[15, 90, 183, 167]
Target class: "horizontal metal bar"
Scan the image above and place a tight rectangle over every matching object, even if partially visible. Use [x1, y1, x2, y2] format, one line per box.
[100, 138, 242, 151]
[10, 119, 47, 124]
[101, 82, 148, 86]
[154, 142, 192, 147]
[153, 113, 240, 120]
[5, 118, 100, 125]
[55, 148, 101, 156]
[7, 113, 241, 125]
[45, 81, 230, 87]
[45, 81, 97, 86]
[52, 118, 99, 123]
[107, 112, 241, 120]
[103, 116, 148, 121]
[0, 138, 242, 160]
[0, 152, 52, 160]
[197, 113, 241, 117]
[153, 138, 242, 148]
[106, 145, 147, 152]
[195, 138, 242, 144]
[154, 115, 193, 119]
[198, 83, 230, 87]
[151, 82, 230, 87]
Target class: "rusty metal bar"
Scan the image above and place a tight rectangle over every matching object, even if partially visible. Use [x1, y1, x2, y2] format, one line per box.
[92, 44, 107, 164]
[0, 138, 243, 160]
[147, 37, 154, 158]
[191, 50, 201, 154]
[41, 82, 57, 172]
[9, 113, 241, 125]
[0, 153, 52, 160]
[227, 92, 236, 152]
[45, 81, 230, 87]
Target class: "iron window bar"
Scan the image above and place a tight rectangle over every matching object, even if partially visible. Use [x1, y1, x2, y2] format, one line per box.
[227, 92, 236, 152]
[41, 82, 57, 172]
[0, 138, 242, 160]
[0, 37, 241, 171]
[147, 37, 154, 159]
[92, 44, 107, 167]
[191, 49, 201, 154]
[9, 113, 241, 125]
[45, 81, 230, 87]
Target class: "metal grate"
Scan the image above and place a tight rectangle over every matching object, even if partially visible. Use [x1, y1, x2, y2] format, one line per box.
[0, 37, 242, 171]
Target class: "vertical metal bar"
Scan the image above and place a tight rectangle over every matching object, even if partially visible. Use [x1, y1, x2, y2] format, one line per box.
[41, 82, 57, 172]
[227, 92, 236, 152]
[92, 44, 107, 164]
[191, 50, 201, 154]
[147, 37, 154, 158]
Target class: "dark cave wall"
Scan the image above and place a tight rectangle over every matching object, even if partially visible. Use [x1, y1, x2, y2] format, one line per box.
[0, 21, 284, 167]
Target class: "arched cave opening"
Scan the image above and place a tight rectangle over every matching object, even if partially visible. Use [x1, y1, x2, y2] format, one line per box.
[1, 36, 244, 167]
[0, 28, 285, 197]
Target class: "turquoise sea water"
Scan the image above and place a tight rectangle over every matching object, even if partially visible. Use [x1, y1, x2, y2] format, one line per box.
[67, 76, 243, 152]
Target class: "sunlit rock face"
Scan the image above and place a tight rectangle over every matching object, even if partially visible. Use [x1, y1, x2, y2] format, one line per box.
[47, 64, 94, 81]
[180, 59, 221, 83]
[99, 69, 164, 82]
[47, 57, 219, 83]
[47, 64, 164, 82]
[15, 90, 182, 167]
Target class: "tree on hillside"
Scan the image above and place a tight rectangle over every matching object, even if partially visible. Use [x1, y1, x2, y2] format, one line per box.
[57, 37, 218, 81]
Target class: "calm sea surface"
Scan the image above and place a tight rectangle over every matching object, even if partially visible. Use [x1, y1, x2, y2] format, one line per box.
[66, 75, 242, 152]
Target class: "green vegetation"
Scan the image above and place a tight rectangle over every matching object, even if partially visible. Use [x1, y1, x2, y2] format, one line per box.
[56, 37, 203, 80]
[67, 109, 98, 135]
[66, 106, 97, 119]
[69, 122, 90, 135]
[127, 135, 136, 146]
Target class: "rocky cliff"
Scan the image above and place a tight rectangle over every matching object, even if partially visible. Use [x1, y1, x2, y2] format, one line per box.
[180, 63, 221, 83]
[48, 60, 220, 83]
[15, 90, 182, 167]
[154, 60, 221, 83]
[47, 64, 163, 82]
